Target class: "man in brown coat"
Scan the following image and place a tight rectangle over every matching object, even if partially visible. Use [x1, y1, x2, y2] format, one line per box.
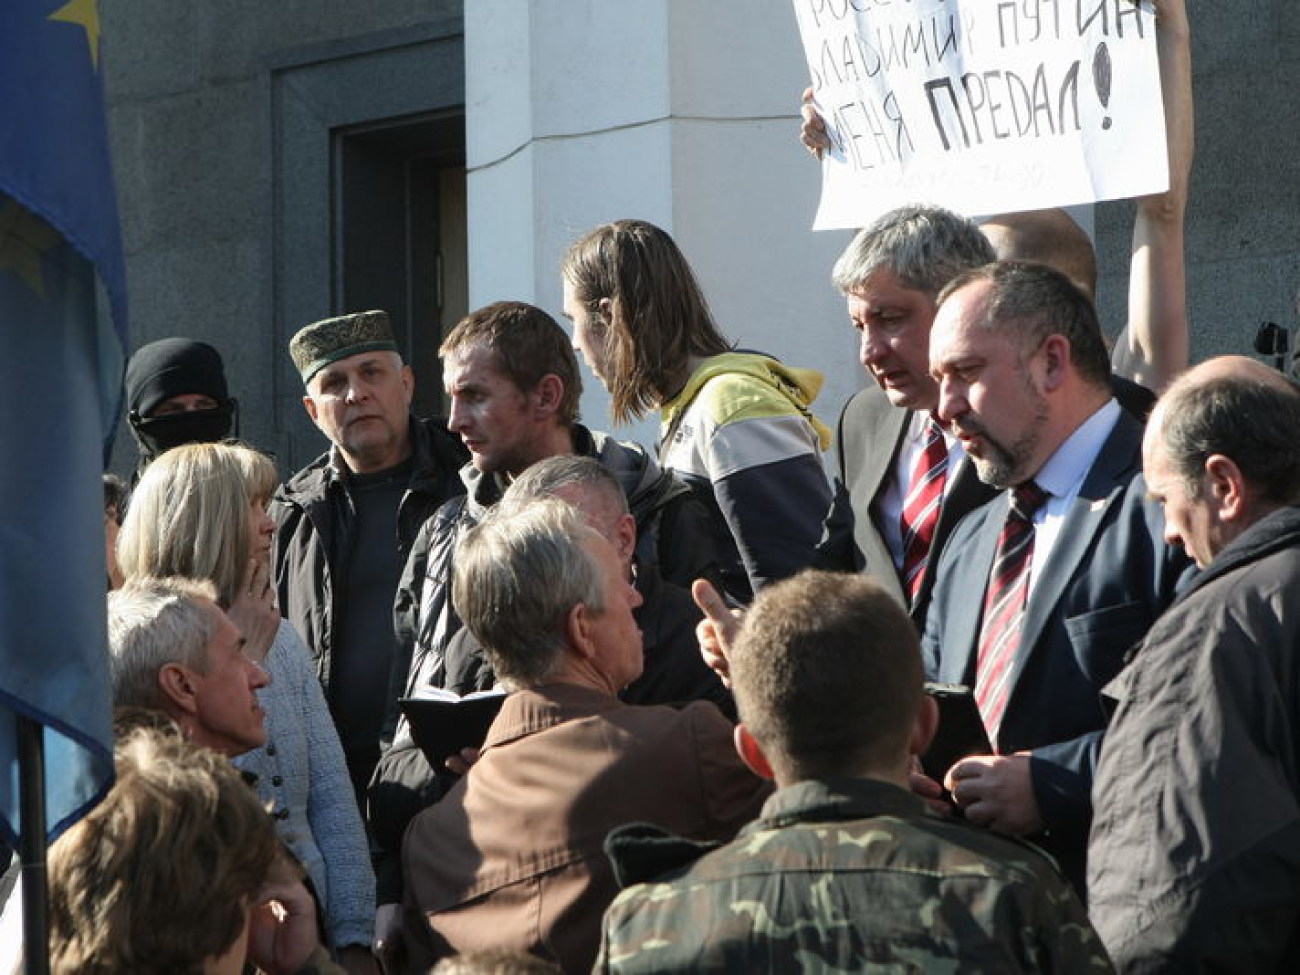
[399, 499, 766, 973]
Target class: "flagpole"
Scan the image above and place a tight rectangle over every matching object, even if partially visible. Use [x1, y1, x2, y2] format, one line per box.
[18, 714, 48, 975]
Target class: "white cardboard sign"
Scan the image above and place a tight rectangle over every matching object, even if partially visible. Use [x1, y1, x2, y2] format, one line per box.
[793, 0, 1169, 229]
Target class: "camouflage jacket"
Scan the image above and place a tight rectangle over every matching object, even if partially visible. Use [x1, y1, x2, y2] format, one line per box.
[596, 776, 1113, 974]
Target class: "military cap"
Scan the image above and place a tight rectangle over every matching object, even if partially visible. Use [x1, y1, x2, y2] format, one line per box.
[289, 310, 399, 384]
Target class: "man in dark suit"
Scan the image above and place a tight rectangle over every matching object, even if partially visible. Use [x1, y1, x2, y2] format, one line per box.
[812, 0, 1193, 629]
[921, 261, 1192, 893]
[817, 205, 1165, 630]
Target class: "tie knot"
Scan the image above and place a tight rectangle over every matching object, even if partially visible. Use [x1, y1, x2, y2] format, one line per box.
[1011, 480, 1048, 520]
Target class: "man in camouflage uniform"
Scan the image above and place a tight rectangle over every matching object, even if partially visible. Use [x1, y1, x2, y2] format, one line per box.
[596, 570, 1112, 973]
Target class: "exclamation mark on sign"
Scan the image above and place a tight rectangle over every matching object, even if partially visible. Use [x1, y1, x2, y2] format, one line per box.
[1093, 42, 1113, 130]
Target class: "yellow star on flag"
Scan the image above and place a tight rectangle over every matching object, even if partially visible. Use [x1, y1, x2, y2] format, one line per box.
[49, 0, 102, 71]
[0, 201, 63, 299]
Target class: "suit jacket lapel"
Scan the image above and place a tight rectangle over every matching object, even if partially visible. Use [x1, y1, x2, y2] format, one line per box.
[915, 455, 997, 624]
[847, 398, 908, 514]
[937, 493, 1007, 685]
[842, 392, 909, 603]
[1003, 415, 1142, 700]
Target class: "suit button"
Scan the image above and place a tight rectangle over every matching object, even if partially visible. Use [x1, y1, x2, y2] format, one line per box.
[275, 808, 290, 821]
[271, 775, 283, 787]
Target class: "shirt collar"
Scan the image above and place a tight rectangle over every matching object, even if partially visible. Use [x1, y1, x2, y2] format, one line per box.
[906, 408, 957, 449]
[1033, 398, 1121, 502]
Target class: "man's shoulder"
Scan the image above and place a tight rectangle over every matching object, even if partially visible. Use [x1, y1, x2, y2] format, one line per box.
[274, 451, 334, 509]
[612, 786, 1072, 895]
[602, 808, 1090, 970]
[840, 382, 897, 425]
[1182, 507, 1300, 600]
[409, 415, 470, 487]
[837, 385, 909, 469]
[682, 365, 811, 428]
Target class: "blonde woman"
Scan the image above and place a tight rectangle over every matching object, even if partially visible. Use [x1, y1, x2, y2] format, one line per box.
[117, 441, 377, 972]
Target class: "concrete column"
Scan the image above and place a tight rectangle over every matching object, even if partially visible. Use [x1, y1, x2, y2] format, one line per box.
[466, 0, 860, 447]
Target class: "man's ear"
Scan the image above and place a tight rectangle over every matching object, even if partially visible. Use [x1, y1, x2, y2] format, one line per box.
[532, 374, 564, 419]
[734, 724, 776, 781]
[158, 662, 200, 717]
[1038, 334, 1070, 392]
[614, 513, 637, 564]
[597, 297, 615, 327]
[565, 602, 597, 662]
[910, 694, 940, 759]
[400, 364, 415, 405]
[1205, 454, 1246, 520]
[301, 394, 319, 424]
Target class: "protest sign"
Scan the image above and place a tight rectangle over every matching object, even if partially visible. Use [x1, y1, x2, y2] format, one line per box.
[793, 0, 1168, 229]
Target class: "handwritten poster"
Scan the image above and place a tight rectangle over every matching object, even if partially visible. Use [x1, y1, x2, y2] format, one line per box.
[793, 0, 1168, 229]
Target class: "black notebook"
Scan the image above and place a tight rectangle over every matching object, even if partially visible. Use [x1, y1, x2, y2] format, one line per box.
[400, 688, 508, 772]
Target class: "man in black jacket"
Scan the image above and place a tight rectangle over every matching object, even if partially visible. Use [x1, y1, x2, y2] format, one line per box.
[272, 309, 467, 799]
[388, 301, 717, 711]
[1090, 358, 1300, 971]
[368, 303, 722, 951]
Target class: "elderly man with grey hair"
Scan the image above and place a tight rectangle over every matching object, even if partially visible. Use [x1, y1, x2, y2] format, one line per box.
[1089, 357, 1300, 972]
[814, 205, 998, 627]
[108, 576, 270, 758]
[445, 454, 730, 712]
[398, 500, 767, 974]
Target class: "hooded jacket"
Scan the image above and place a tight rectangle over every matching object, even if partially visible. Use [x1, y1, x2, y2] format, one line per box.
[389, 422, 719, 714]
[659, 352, 832, 602]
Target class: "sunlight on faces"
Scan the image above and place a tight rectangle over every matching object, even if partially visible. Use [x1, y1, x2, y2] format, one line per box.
[444, 343, 547, 476]
[1141, 420, 1219, 568]
[552, 482, 635, 574]
[190, 603, 269, 756]
[930, 281, 1050, 490]
[579, 532, 644, 691]
[247, 497, 275, 564]
[562, 275, 611, 388]
[302, 351, 413, 473]
[847, 267, 940, 411]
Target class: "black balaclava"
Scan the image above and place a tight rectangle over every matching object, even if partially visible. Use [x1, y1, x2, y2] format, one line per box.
[124, 338, 238, 464]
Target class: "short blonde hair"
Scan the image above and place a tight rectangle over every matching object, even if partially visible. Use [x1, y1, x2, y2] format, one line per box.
[117, 441, 277, 607]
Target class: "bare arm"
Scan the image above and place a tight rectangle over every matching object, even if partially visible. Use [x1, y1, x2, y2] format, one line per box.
[1111, 0, 1193, 392]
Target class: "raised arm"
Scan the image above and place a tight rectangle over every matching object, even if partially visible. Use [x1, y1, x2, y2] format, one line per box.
[1111, 0, 1194, 392]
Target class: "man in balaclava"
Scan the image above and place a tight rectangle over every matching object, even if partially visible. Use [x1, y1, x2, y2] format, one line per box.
[124, 338, 238, 477]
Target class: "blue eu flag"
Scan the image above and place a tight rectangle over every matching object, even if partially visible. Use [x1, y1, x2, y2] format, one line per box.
[0, 0, 128, 848]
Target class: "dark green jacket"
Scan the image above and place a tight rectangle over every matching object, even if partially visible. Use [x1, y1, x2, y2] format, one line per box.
[598, 776, 1113, 974]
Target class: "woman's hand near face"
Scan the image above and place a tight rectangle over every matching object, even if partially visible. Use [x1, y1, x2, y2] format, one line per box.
[226, 557, 280, 663]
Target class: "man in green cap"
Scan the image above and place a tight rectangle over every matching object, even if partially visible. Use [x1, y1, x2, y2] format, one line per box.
[273, 309, 467, 799]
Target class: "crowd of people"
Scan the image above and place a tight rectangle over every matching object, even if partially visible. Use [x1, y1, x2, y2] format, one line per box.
[15, 0, 1300, 972]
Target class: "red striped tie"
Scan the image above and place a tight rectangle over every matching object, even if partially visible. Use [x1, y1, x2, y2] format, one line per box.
[899, 414, 949, 604]
[974, 480, 1049, 748]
